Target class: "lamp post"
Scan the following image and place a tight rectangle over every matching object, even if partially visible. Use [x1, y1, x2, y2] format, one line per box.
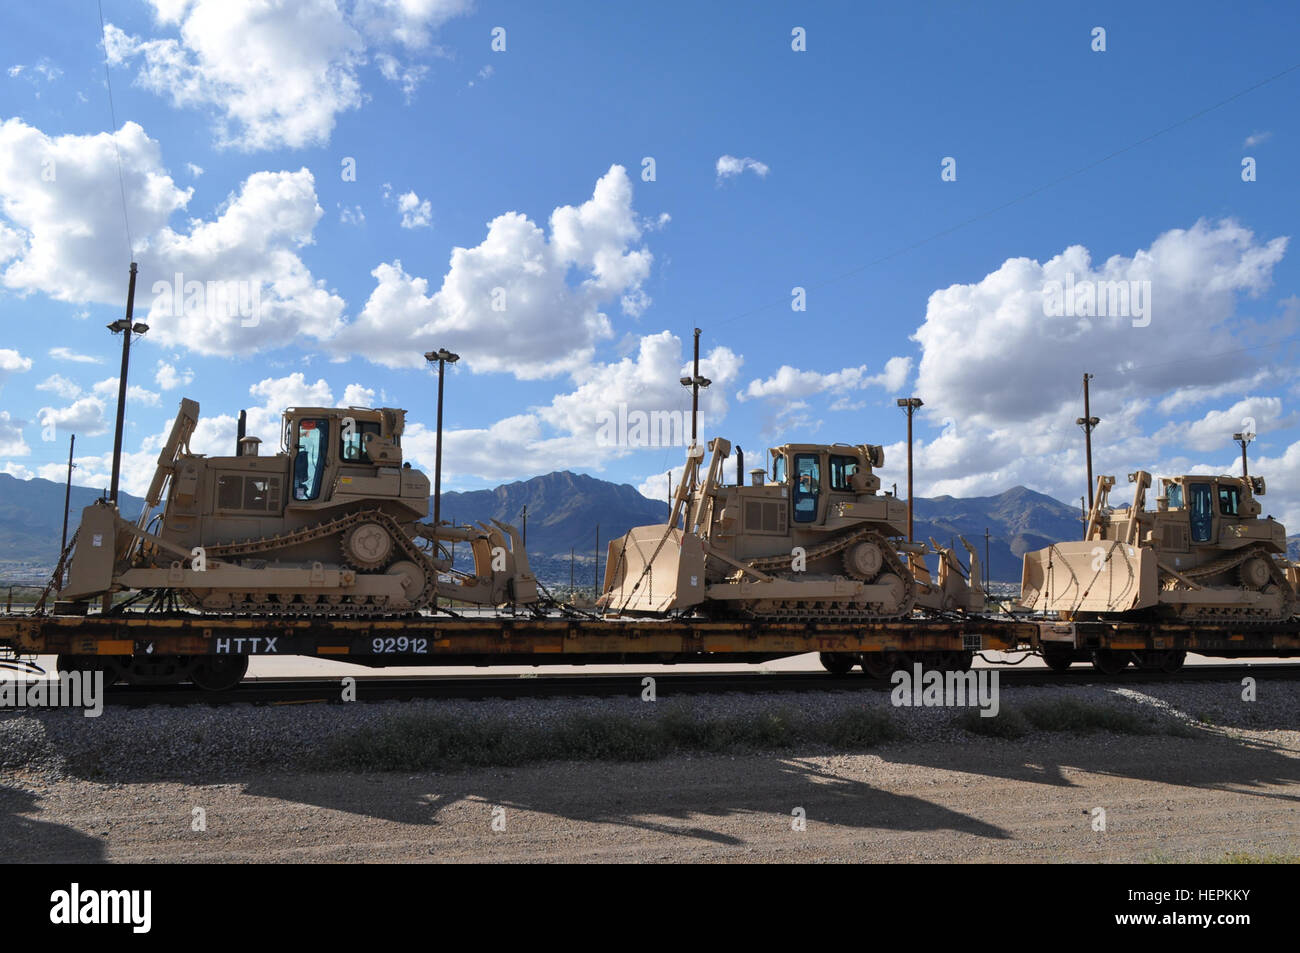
[1233, 430, 1254, 478]
[424, 348, 459, 611]
[896, 397, 923, 542]
[679, 328, 711, 488]
[1076, 372, 1099, 511]
[107, 262, 147, 505]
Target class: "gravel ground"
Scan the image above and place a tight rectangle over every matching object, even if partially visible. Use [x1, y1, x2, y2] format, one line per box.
[1, 678, 1297, 862]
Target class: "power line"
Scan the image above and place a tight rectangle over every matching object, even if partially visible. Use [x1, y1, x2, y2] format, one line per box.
[97, 0, 134, 261]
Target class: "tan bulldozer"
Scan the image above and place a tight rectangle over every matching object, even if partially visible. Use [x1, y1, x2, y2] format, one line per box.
[1020, 470, 1295, 622]
[599, 438, 984, 620]
[58, 398, 538, 617]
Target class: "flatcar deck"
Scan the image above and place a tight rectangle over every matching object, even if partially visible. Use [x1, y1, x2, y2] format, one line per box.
[1, 610, 1296, 666]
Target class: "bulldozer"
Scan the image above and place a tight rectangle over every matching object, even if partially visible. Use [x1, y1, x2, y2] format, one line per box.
[1020, 470, 1296, 623]
[58, 398, 538, 619]
[599, 437, 984, 621]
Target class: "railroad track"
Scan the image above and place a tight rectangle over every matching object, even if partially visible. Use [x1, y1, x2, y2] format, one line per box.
[90, 662, 1300, 706]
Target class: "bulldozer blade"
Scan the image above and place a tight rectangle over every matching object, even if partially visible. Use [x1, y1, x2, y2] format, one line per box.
[601, 525, 706, 614]
[1020, 540, 1156, 614]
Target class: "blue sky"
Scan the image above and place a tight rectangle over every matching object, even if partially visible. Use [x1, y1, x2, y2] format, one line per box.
[1, 0, 1299, 522]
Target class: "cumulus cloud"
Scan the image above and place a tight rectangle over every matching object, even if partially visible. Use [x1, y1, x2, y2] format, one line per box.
[36, 373, 81, 399]
[738, 358, 911, 402]
[155, 361, 194, 391]
[394, 188, 432, 229]
[398, 332, 743, 485]
[0, 118, 345, 357]
[92, 377, 162, 407]
[37, 397, 109, 437]
[715, 155, 770, 181]
[331, 164, 657, 378]
[104, 0, 472, 150]
[891, 219, 1292, 508]
[0, 411, 29, 456]
[0, 348, 32, 387]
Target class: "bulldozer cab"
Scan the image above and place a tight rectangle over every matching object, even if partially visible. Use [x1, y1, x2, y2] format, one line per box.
[1153, 474, 1268, 551]
[770, 443, 884, 528]
[283, 407, 406, 507]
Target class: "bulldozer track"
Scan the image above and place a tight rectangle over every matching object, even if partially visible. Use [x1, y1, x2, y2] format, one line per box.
[166, 509, 440, 618]
[736, 529, 916, 621]
[1162, 545, 1298, 622]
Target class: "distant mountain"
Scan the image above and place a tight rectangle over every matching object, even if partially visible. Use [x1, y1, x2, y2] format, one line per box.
[912, 485, 1083, 582]
[0, 473, 148, 579]
[438, 470, 670, 557]
[0, 470, 1077, 586]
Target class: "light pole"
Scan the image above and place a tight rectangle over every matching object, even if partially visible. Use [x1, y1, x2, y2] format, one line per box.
[1233, 430, 1254, 478]
[1076, 372, 1099, 511]
[896, 397, 923, 542]
[425, 348, 459, 611]
[107, 262, 147, 505]
[679, 328, 711, 488]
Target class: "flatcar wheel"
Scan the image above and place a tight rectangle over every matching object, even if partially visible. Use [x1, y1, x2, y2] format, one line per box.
[55, 654, 128, 685]
[1160, 650, 1187, 674]
[819, 652, 855, 675]
[1090, 649, 1129, 676]
[858, 651, 895, 679]
[1041, 647, 1074, 673]
[189, 655, 249, 692]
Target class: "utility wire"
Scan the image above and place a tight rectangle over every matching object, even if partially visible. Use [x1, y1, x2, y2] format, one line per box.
[98, 0, 134, 261]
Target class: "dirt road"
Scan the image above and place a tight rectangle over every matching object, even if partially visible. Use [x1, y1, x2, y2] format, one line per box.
[5, 731, 1298, 863]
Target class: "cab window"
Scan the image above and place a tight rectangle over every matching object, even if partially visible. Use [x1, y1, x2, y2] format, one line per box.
[1189, 482, 1214, 542]
[293, 418, 330, 501]
[1164, 482, 1183, 509]
[1218, 484, 1240, 516]
[792, 453, 821, 523]
[830, 455, 859, 491]
[341, 421, 382, 462]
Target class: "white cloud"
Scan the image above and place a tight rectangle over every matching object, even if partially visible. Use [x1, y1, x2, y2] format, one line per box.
[154, 361, 194, 391]
[715, 155, 770, 181]
[375, 53, 429, 101]
[0, 411, 29, 456]
[48, 347, 102, 364]
[892, 219, 1292, 506]
[738, 360, 910, 402]
[105, 0, 472, 151]
[913, 219, 1287, 435]
[92, 377, 162, 407]
[37, 397, 108, 437]
[1, 461, 34, 479]
[36, 373, 81, 399]
[0, 118, 346, 357]
[186, 162, 204, 177]
[342, 383, 377, 407]
[0, 348, 33, 387]
[1243, 131, 1272, 148]
[332, 165, 656, 378]
[0, 221, 23, 262]
[0, 119, 190, 298]
[339, 203, 365, 225]
[396, 189, 432, 229]
[398, 333, 742, 485]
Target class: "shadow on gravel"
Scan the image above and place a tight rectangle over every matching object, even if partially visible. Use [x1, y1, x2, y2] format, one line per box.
[0, 785, 107, 864]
